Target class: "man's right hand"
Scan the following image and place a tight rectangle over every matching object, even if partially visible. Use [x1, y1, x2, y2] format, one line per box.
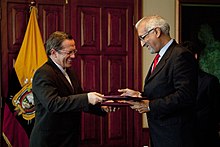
[88, 92, 104, 105]
[118, 88, 141, 97]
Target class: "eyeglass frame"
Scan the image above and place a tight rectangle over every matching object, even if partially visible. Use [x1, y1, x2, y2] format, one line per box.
[138, 28, 155, 42]
[56, 49, 78, 56]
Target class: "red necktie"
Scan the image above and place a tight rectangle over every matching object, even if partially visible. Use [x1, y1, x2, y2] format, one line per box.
[151, 54, 160, 73]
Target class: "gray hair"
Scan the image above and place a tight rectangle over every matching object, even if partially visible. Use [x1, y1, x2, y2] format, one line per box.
[135, 15, 170, 36]
[45, 31, 73, 55]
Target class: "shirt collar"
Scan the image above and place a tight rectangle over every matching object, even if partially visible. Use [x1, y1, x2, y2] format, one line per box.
[158, 39, 173, 61]
[50, 57, 66, 75]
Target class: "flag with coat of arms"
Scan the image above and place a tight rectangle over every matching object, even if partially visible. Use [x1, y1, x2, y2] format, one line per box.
[2, 6, 47, 147]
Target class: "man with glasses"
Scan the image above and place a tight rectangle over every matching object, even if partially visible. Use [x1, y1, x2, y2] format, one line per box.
[119, 15, 197, 147]
[30, 31, 109, 147]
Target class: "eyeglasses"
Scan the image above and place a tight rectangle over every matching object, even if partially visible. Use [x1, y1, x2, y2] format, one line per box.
[57, 49, 78, 56]
[138, 28, 155, 42]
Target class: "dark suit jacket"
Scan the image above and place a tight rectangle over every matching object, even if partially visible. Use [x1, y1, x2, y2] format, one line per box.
[30, 58, 105, 147]
[143, 40, 198, 147]
[195, 69, 220, 147]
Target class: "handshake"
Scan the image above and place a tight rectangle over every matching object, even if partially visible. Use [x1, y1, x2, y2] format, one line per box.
[87, 88, 150, 113]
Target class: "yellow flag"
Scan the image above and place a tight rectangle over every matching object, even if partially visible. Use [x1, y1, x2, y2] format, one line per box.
[12, 6, 47, 120]
[14, 6, 47, 87]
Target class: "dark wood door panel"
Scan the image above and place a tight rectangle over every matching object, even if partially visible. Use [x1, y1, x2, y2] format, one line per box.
[7, 3, 29, 52]
[80, 55, 101, 92]
[78, 7, 101, 54]
[38, 4, 67, 42]
[81, 113, 103, 145]
[104, 107, 133, 146]
[102, 56, 126, 95]
[102, 8, 127, 54]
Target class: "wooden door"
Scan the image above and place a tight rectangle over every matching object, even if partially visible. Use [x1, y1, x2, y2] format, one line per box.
[70, 0, 135, 146]
[1, 0, 143, 146]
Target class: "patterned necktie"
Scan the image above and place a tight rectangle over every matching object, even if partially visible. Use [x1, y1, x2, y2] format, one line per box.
[151, 54, 160, 73]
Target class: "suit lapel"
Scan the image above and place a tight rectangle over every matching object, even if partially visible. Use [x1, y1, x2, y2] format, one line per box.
[145, 41, 177, 84]
[47, 58, 74, 93]
[59, 69, 74, 92]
